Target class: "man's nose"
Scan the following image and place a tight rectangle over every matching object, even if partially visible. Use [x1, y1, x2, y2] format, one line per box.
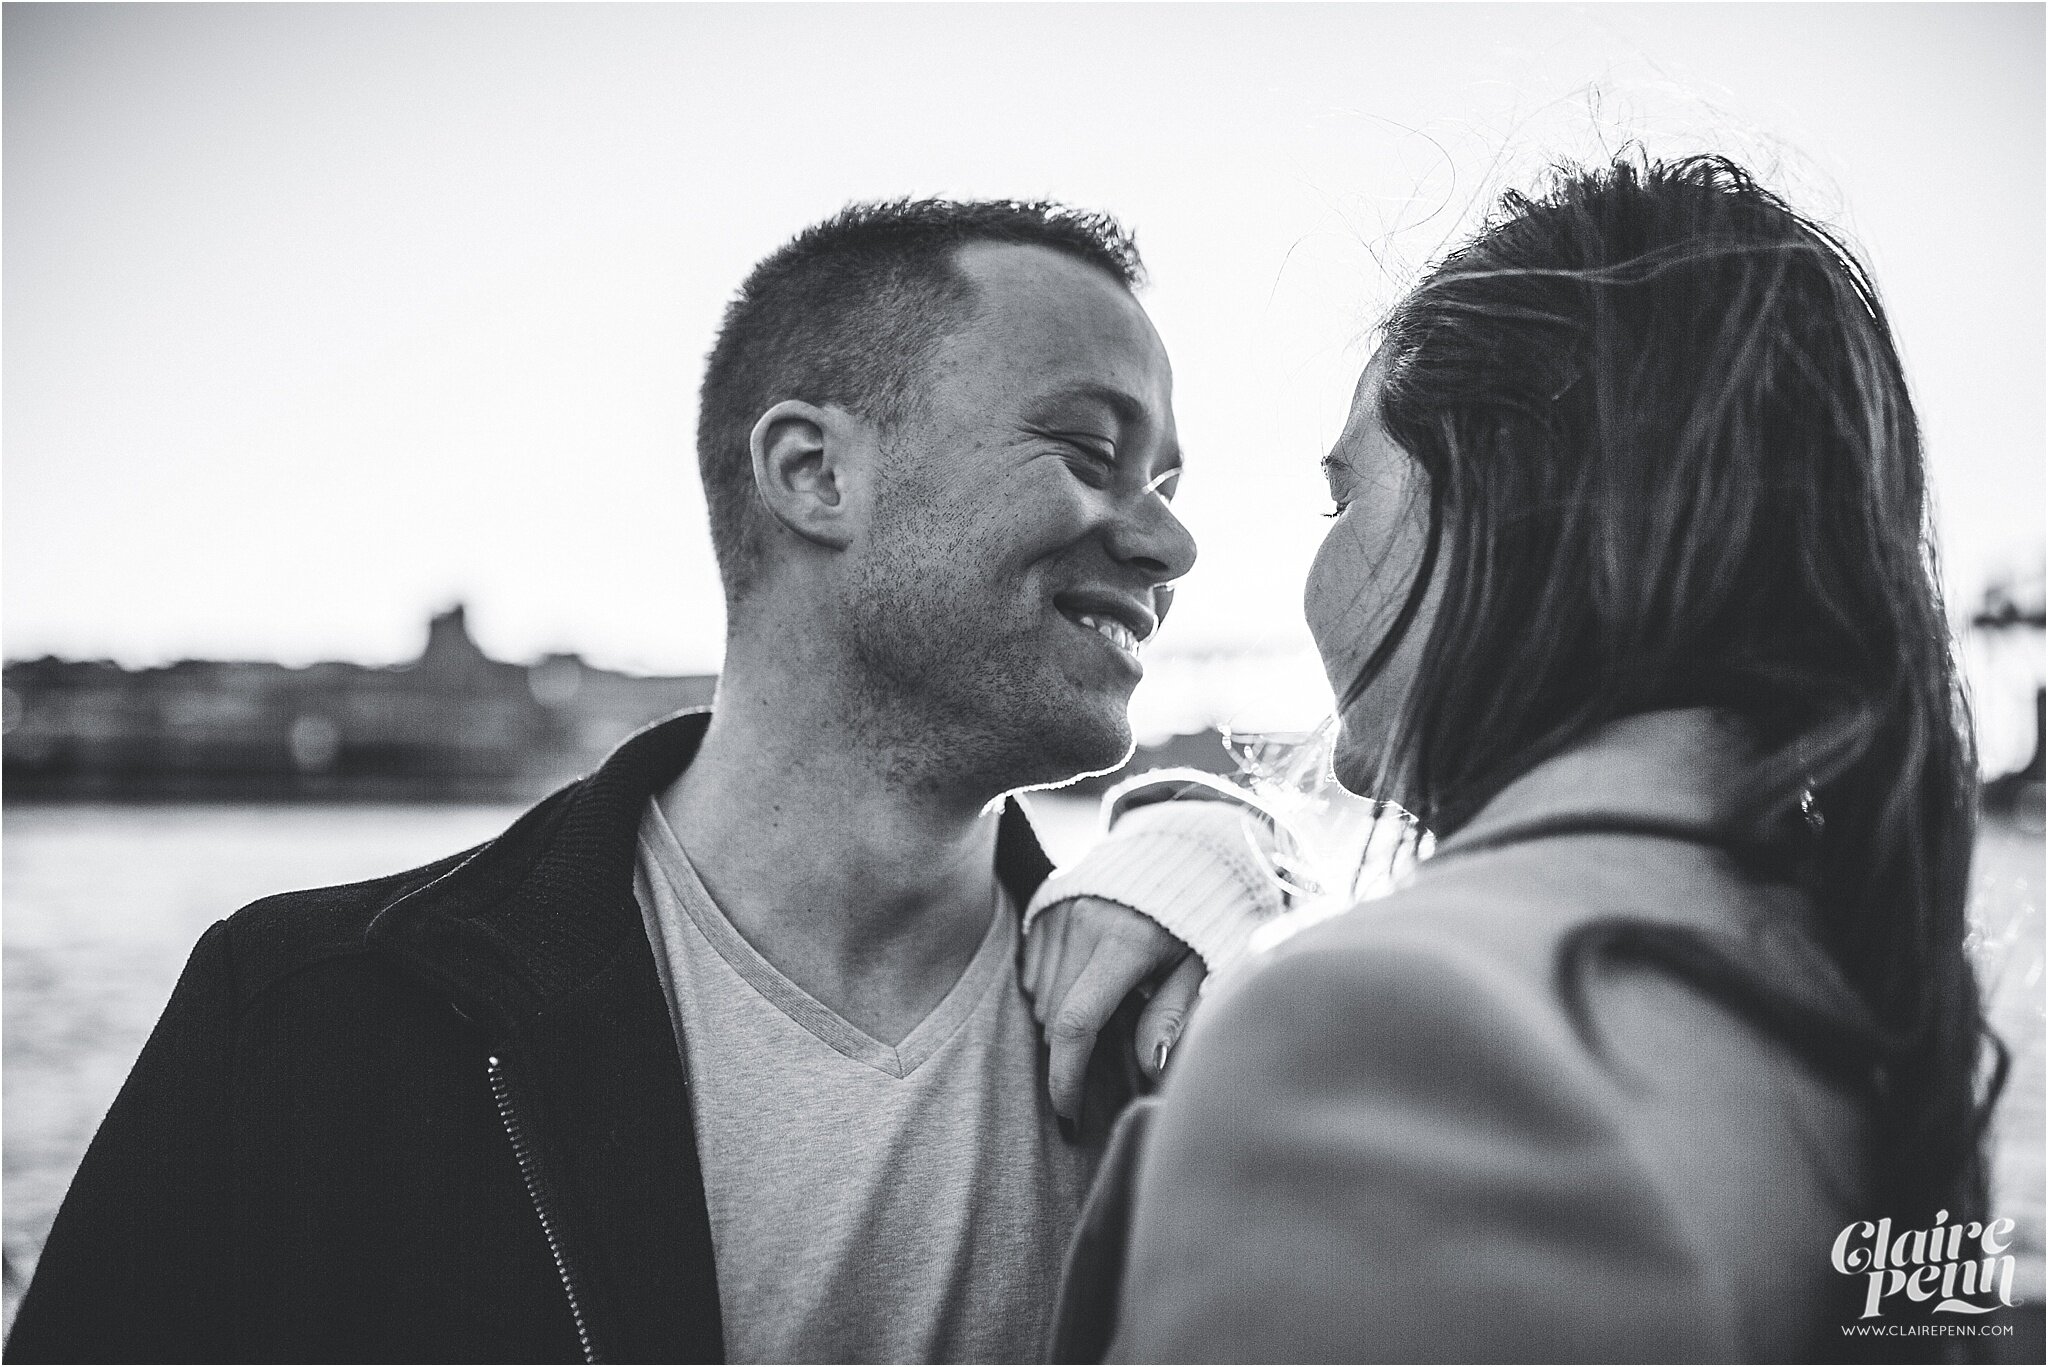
[1106, 491, 1198, 587]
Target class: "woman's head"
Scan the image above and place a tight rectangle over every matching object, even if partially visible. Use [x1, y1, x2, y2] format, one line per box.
[1311, 152, 1991, 1231]
[1319, 153, 1954, 822]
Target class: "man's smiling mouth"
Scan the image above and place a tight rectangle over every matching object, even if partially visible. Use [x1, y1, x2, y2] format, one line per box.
[1052, 591, 1157, 665]
[1073, 613, 1140, 653]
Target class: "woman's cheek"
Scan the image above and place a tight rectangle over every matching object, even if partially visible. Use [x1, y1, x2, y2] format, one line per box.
[1304, 520, 1365, 689]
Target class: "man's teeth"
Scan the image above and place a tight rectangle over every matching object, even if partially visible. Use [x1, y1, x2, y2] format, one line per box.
[1076, 614, 1140, 653]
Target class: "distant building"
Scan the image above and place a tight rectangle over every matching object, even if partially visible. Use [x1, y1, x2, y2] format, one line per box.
[2, 607, 715, 801]
[1974, 569, 2046, 826]
[2, 606, 1240, 803]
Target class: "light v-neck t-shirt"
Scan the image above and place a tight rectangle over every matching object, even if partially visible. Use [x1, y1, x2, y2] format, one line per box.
[632, 799, 1096, 1364]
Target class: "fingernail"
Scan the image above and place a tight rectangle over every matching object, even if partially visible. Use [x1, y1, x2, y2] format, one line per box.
[1152, 1039, 1170, 1075]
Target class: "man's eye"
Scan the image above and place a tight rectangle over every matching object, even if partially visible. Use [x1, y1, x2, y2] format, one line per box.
[1061, 445, 1116, 486]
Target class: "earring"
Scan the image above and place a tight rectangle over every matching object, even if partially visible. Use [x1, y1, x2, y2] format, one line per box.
[1799, 782, 1825, 836]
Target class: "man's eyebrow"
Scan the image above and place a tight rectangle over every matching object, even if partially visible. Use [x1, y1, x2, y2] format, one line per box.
[1024, 381, 1151, 430]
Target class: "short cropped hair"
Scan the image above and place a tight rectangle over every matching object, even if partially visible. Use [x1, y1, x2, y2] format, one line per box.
[696, 198, 1145, 604]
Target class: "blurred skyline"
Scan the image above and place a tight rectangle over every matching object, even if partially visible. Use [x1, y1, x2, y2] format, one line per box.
[6, 4, 2043, 730]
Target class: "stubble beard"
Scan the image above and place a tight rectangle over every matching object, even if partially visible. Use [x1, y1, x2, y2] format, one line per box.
[840, 609, 1134, 797]
[845, 442, 1136, 795]
[839, 564, 1134, 797]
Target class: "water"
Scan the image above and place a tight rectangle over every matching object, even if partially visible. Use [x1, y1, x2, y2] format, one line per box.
[2, 802, 527, 1324]
[4, 799, 2041, 1332]
[1972, 821, 2047, 1304]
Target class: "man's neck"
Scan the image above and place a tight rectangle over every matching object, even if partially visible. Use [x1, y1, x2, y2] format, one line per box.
[656, 663, 1007, 1046]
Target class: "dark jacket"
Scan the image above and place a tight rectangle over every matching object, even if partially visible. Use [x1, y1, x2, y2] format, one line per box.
[7, 711, 1127, 1364]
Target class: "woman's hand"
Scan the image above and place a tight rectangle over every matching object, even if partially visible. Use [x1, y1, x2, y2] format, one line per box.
[1022, 896, 1207, 1124]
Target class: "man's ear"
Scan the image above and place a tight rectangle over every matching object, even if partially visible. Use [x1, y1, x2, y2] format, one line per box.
[748, 400, 867, 551]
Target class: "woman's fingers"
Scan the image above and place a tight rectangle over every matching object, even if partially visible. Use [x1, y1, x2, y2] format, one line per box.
[1021, 904, 1048, 1004]
[1044, 943, 1153, 1122]
[1136, 951, 1207, 1082]
[1025, 895, 1195, 1121]
[1023, 900, 1080, 1022]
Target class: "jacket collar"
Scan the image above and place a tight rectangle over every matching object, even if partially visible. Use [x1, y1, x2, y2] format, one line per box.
[1434, 708, 1765, 862]
[362, 706, 1060, 1363]
[366, 707, 1056, 1032]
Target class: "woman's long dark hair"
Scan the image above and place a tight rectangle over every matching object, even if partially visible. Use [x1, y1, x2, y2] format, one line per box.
[1356, 154, 1998, 1238]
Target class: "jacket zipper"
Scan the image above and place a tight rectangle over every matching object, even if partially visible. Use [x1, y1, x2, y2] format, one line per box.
[488, 1054, 599, 1363]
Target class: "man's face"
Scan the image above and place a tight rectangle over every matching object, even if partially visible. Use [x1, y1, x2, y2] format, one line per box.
[841, 242, 1195, 791]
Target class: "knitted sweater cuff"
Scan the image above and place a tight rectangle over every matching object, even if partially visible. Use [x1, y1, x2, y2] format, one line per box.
[1025, 789, 1285, 979]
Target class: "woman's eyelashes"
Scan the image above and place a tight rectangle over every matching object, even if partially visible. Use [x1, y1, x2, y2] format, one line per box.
[1143, 465, 1182, 502]
[1319, 454, 1350, 517]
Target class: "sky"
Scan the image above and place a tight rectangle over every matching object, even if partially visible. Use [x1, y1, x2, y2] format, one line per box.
[5, 2, 2044, 748]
